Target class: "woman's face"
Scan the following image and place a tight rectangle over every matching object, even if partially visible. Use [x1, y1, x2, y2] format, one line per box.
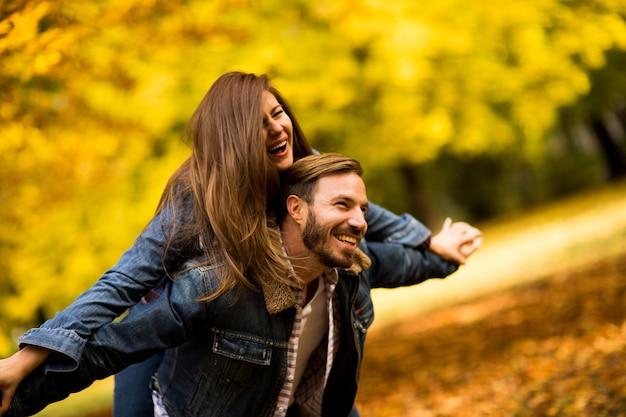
[263, 91, 294, 172]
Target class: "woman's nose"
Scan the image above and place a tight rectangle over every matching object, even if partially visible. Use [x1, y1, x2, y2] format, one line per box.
[266, 119, 283, 136]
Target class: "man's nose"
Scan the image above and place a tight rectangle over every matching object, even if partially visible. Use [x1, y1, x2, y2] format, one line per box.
[348, 209, 368, 234]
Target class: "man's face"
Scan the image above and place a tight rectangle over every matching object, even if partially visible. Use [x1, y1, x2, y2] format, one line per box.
[302, 173, 369, 269]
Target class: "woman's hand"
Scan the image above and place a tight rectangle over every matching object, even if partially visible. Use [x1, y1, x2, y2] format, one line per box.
[0, 346, 51, 415]
[429, 217, 483, 265]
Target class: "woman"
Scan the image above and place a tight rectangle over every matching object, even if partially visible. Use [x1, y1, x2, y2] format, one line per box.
[0, 72, 480, 416]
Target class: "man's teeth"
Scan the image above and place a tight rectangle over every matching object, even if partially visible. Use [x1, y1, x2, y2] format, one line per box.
[336, 234, 357, 245]
[268, 141, 287, 152]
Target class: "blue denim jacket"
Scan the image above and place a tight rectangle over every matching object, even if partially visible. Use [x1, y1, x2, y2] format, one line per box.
[10, 241, 456, 417]
[18, 201, 430, 367]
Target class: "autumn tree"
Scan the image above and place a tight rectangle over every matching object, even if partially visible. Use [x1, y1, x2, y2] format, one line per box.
[1, 0, 625, 354]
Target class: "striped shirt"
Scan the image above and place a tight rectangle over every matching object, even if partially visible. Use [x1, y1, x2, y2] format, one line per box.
[273, 268, 339, 417]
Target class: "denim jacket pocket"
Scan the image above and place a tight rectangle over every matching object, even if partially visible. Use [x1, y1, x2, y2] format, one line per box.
[203, 329, 277, 393]
[212, 331, 273, 365]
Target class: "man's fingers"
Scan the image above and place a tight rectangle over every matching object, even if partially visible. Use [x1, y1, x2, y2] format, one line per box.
[0, 387, 15, 416]
[461, 237, 483, 257]
[0, 390, 5, 415]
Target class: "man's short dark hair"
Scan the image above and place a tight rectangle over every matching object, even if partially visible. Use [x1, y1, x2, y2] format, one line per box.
[273, 153, 363, 223]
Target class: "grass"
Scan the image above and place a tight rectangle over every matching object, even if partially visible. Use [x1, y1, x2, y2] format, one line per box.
[32, 178, 626, 416]
[372, 178, 626, 327]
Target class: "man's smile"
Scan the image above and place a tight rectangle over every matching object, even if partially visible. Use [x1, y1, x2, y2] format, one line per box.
[334, 233, 359, 248]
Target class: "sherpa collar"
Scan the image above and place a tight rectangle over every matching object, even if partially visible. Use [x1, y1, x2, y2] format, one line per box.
[261, 247, 372, 314]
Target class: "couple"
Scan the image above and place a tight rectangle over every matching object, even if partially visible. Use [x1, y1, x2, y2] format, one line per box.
[0, 72, 481, 417]
[5, 153, 474, 417]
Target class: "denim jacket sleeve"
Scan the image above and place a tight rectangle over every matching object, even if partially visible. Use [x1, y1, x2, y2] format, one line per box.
[27, 261, 212, 374]
[18, 207, 176, 364]
[363, 240, 458, 289]
[364, 202, 431, 248]
[6, 265, 212, 417]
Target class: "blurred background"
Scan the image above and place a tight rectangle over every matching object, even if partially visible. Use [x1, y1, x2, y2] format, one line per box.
[1, 1, 626, 414]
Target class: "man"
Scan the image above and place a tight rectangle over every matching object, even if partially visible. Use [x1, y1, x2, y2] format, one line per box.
[5, 153, 473, 416]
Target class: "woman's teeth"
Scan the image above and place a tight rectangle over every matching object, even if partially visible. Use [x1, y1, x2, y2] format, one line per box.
[268, 141, 287, 154]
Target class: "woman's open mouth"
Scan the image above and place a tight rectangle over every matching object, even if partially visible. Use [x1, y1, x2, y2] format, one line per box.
[268, 140, 288, 155]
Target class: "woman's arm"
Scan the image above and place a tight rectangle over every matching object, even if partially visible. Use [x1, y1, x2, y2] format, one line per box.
[1, 210, 175, 415]
[17, 206, 179, 371]
[365, 204, 482, 263]
[0, 202, 189, 416]
[364, 202, 431, 247]
[364, 240, 459, 289]
[5, 262, 211, 417]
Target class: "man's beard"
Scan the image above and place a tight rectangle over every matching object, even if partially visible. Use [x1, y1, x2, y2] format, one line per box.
[302, 210, 356, 269]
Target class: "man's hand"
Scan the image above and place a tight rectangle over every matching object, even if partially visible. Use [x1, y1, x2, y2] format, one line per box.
[0, 346, 52, 415]
[429, 217, 482, 265]
[0, 356, 21, 415]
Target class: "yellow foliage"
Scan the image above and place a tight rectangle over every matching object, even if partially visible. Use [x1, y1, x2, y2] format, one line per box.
[1, 0, 626, 350]
[0, 2, 75, 80]
[0, 2, 51, 48]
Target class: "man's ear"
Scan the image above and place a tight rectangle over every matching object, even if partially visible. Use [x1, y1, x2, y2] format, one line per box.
[286, 195, 307, 224]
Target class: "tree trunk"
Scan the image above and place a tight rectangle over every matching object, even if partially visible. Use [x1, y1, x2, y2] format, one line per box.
[397, 162, 435, 228]
[590, 116, 626, 180]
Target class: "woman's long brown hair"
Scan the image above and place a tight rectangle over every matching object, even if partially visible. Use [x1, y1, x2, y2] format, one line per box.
[156, 72, 313, 301]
